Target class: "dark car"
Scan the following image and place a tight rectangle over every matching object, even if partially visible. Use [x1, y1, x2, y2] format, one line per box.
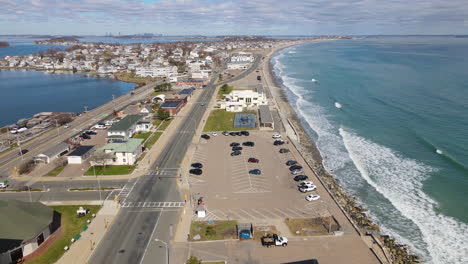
[248, 157, 259, 163]
[18, 149, 29, 156]
[81, 134, 91, 139]
[273, 140, 285, 146]
[201, 134, 210, 140]
[242, 141, 255, 147]
[191, 163, 203, 169]
[232, 146, 243, 151]
[229, 132, 237, 136]
[222, 131, 230, 136]
[241, 131, 250, 136]
[86, 130, 98, 135]
[249, 169, 261, 175]
[279, 148, 290, 153]
[235, 131, 242, 136]
[189, 169, 203, 175]
[294, 175, 309, 182]
[289, 165, 303, 171]
[230, 142, 240, 147]
[231, 150, 241, 156]
[286, 160, 297, 166]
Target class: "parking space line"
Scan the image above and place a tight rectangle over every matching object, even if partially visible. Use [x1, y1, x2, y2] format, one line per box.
[256, 208, 277, 218]
[272, 208, 290, 218]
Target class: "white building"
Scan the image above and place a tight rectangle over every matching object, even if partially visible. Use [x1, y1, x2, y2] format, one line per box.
[218, 90, 268, 112]
[135, 66, 177, 78]
[93, 138, 144, 166]
[227, 61, 251, 70]
[230, 52, 254, 63]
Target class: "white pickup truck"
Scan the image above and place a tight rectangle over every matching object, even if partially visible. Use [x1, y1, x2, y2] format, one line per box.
[261, 234, 288, 248]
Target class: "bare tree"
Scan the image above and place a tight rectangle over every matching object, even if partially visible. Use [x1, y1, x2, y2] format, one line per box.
[90, 151, 115, 171]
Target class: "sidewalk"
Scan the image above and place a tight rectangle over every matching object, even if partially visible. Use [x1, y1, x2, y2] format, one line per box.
[56, 200, 120, 264]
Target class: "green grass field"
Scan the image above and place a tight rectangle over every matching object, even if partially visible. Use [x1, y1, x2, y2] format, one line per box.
[84, 165, 135, 176]
[46, 166, 65, 176]
[145, 132, 163, 149]
[152, 119, 163, 128]
[27, 205, 101, 264]
[217, 84, 233, 99]
[158, 119, 172, 131]
[203, 110, 256, 132]
[190, 220, 237, 241]
[133, 132, 152, 142]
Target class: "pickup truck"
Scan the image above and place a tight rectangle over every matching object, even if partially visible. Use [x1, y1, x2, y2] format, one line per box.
[261, 234, 288, 248]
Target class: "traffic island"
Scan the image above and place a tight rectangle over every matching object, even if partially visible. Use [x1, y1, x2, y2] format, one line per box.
[284, 217, 341, 236]
[189, 220, 238, 241]
[83, 165, 135, 176]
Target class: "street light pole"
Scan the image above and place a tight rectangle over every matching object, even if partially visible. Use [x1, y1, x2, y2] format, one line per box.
[28, 185, 32, 202]
[154, 238, 169, 264]
[17, 134, 23, 160]
[55, 119, 60, 137]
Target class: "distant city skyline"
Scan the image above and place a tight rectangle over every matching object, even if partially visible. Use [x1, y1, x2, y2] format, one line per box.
[1, 0, 468, 35]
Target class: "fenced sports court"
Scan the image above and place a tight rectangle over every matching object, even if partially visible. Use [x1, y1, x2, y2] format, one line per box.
[234, 113, 256, 128]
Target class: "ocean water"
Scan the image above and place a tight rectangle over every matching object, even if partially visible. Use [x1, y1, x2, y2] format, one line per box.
[0, 69, 133, 127]
[272, 38, 468, 263]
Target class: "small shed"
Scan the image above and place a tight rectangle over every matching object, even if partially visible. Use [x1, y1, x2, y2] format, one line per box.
[195, 205, 206, 218]
[259, 105, 274, 129]
[67, 145, 95, 164]
[34, 142, 69, 164]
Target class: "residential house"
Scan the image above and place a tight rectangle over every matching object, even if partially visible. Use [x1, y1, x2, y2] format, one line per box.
[94, 138, 144, 166]
[107, 115, 144, 142]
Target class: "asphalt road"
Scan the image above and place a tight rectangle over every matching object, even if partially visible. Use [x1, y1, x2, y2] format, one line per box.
[0, 80, 158, 179]
[90, 58, 261, 264]
[0, 179, 128, 202]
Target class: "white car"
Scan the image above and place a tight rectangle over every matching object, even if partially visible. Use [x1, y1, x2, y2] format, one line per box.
[94, 124, 106, 129]
[299, 185, 317, 193]
[298, 181, 314, 188]
[63, 124, 71, 129]
[211, 132, 218, 136]
[0, 182, 8, 189]
[306, 194, 320, 201]
[272, 134, 282, 139]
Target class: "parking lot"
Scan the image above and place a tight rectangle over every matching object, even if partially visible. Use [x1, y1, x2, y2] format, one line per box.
[188, 131, 330, 222]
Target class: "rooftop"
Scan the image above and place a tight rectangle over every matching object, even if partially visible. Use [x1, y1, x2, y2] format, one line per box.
[98, 138, 144, 153]
[161, 100, 183, 108]
[108, 115, 144, 132]
[0, 200, 54, 249]
[41, 142, 69, 157]
[68, 145, 95, 157]
[259, 105, 273, 123]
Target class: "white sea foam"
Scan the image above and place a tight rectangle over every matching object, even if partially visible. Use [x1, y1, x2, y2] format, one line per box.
[272, 49, 468, 263]
[340, 128, 468, 264]
[436, 149, 443, 154]
[288, 51, 297, 54]
[335, 102, 342, 109]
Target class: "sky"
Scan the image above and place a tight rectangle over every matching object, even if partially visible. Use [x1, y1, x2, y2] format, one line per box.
[0, 0, 468, 35]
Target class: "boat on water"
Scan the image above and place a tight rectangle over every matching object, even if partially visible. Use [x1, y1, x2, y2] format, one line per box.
[311, 78, 317, 83]
[335, 102, 342, 109]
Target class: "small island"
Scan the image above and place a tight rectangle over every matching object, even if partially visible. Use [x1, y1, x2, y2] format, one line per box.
[34, 37, 80, 45]
[0, 41, 10, 47]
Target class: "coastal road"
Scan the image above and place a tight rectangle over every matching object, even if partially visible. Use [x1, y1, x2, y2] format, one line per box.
[89, 58, 261, 264]
[0, 80, 158, 179]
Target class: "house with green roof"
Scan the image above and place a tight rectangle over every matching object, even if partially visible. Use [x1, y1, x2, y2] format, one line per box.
[0, 200, 60, 263]
[107, 114, 145, 142]
[91, 138, 144, 166]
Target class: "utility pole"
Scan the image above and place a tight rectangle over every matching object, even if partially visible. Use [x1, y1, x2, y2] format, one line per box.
[17, 134, 23, 160]
[54, 119, 60, 137]
[84, 106, 89, 113]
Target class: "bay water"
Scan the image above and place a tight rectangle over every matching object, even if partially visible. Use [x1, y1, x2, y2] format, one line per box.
[272, 37, 468, 263]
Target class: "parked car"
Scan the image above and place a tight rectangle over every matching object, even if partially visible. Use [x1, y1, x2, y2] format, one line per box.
[261, 234, 288, 248]
[63, 124, 71, 129]
[289, 165, 303, 171]
[279, 148, 290, 153]
[298, 181, 314, 188]
[189, 169, 203, 175]
[231, 150, 242, 156]
[94, 124, 106, 129]
[229, 132, 237, 136]
[299, 185, 317, 193]
[191, 163, 203, 169]
[232, 146, 243, 151]
[201, 134, 211, 140]
[85, 130, 98, 135]
[80, 134, 91, 139]
[286, 160, 297, 166]
[242, 141, 255, 147]
[235, 131, 242, 136]
[248, 158, 259, 163]
[294, 175, 309, 181]
[241, 131, 250, 136]
[249, 169, 261, 175]
[211, 132, 218, 136]
[230, 142, 240, 147]
[291, 168, 303, 175]
[306, 194, 321, 201]
[0, 182, 8, 189]
[222, 131, 230, 136]
[272, 134, 282, 139]
[273, 140, 285, 146]
[18, 149, 28, 156]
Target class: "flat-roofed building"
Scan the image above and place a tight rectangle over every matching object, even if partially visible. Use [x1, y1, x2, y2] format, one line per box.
[259, 105, 274, 130]
[67, 145, 95, 164]
[34, 142, 69, 164]
[160, 100, 184, 116]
